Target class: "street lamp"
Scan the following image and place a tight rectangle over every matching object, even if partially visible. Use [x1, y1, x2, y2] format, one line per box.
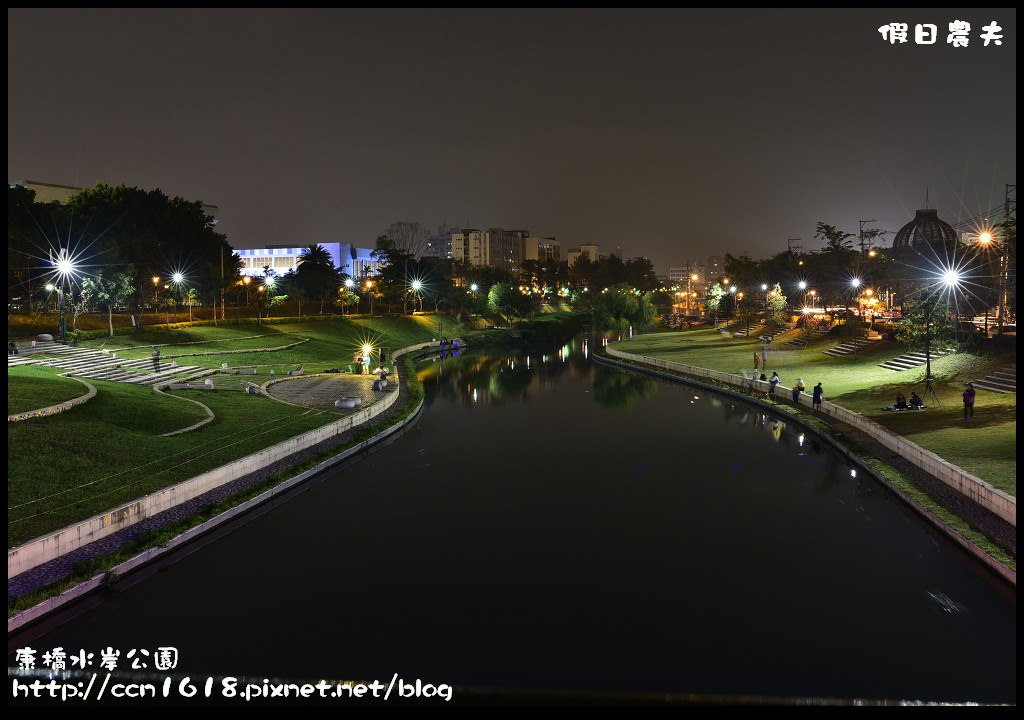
[923, 269, 962, 382]
[51, 252, 77, 342]
[686, 273, 699, 316]
[975, 229, 1006, 335]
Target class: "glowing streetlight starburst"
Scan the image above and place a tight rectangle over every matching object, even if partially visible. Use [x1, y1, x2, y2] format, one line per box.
[172, 272, 184, 284]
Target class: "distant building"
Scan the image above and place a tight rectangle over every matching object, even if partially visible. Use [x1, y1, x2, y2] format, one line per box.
[451, 227, 530, 273]
[10, 179, 219, 222]
[523, 236, 560, 262]
[423, 223, 459, 260]
[566, 242, 599, 268]
[233, 243, 379, 278]
[611, 246, 623, 259]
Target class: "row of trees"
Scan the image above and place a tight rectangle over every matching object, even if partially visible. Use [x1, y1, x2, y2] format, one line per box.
[9, 183, 237, 334]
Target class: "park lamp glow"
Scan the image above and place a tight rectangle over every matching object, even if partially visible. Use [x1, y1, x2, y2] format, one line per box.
[761, 284, 768, 291]
[802, 307, 812, 314]
[850, 278, 862, 289]
[172, 272, 184, 284]
[798, 280, 807, 290]
[45, 283, 55, 292]
[470, 283, 479, 292]
[978, 230, 993, 245]
[264, 276, 276, 289]
[344, 277, 355, 289]
[362, 343, 373, 357]
[941, 268, 963, 288]
[729, 286, 737, 294]
[411, 279, 422, 291]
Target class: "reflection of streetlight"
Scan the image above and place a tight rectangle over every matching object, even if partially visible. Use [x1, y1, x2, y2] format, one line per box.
[686, 273, 699, 315]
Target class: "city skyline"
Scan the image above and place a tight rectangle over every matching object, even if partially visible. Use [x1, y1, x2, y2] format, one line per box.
[8, 9, 1016, 273]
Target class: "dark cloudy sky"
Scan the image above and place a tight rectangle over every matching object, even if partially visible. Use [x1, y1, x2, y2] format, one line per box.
[8, 9, 1016, 272]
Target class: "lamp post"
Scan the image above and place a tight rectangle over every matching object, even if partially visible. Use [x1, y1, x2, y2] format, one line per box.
[365, 279, 375, 317]
[849, 278, 862, 325]
[343, 277, 355, 317]
[975, 230, 1006, 336]
[924, 270, 962, 382]
[761, 283, 769, 321]
[411, 279, 423, 313]
[686, 274, 699, 316]
[172, 273, 184, 323]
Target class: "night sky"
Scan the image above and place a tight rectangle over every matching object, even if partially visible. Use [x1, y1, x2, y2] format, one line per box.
[7, 9, 1017, 271]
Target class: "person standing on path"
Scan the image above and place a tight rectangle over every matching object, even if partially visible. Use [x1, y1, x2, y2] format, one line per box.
[753, 352, 760, 373]
[812, 382, 824, 411]
[963, 382, 976, 420]
[769, 371, 780, 397]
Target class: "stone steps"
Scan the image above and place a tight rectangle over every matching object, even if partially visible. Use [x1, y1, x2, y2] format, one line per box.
[823, 338, 870, 357]
[732, 324, 765, 338]
[879, 348, 954, 371]
[972, 365, 1016, 393]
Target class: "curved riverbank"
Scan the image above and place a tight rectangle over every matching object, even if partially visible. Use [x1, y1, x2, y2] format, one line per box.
[8, 345, 429, 626]
[594, 349, 1015, 585]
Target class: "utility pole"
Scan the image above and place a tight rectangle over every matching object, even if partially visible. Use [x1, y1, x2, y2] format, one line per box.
[220, 246, 226, 323]
[859, 219, 877, 255]
[998, 184, 1015, 330]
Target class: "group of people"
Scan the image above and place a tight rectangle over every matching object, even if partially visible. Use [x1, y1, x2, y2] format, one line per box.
[755, 370, 824, 410]
[887, 391, 925, 411]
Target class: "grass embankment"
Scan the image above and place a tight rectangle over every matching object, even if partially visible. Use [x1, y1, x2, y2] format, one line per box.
[8, 355, 428, 617]
[8, 365, 92, 415]
[7, 314, 482, 548]
[624, 327, 1017, 495]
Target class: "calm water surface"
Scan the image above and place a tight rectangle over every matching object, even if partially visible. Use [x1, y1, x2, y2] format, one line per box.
[15, 339, 1016, 702]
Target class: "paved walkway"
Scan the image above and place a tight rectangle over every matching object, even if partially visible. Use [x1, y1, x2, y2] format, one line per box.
[266, 374, 394, 411]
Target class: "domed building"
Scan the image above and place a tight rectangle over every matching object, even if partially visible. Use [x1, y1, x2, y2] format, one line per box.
[892, 208, 959, 251]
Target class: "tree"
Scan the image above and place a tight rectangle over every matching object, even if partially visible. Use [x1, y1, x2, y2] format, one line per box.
[815, 223, 855, 254]
[83, 267, 136, 336]
[67, 283, 94, 333]
[624, 257, 658, 291]
[593, 284, 654, 334]
[897, 294, 955, 380]
[765, 283, 788, 331]
[704, 282, 726, 319]
[488, 282, 531, 326]
[294, 244, 340, 314]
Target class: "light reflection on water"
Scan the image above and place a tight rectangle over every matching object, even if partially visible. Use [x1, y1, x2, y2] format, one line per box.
[16, 336, 1016, 703]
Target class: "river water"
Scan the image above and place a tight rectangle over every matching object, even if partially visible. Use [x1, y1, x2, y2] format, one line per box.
[15, 338, 1016, 702]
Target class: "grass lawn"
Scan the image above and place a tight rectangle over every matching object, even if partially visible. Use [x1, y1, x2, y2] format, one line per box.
[8, 366, 93, 415]
[7, 313, 485, 548]
[623, 328, 1017, 495]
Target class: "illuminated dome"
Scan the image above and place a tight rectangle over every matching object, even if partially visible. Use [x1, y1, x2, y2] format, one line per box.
[892, 208, 958, 251]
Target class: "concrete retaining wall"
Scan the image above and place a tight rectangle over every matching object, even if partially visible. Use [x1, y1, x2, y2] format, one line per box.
[7, 341, 437, 579]
[606, 342, 1016, 527]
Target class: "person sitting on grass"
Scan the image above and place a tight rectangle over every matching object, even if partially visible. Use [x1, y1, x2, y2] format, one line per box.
[910, 392, 924, 409]
[895, 393, 908, 410]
